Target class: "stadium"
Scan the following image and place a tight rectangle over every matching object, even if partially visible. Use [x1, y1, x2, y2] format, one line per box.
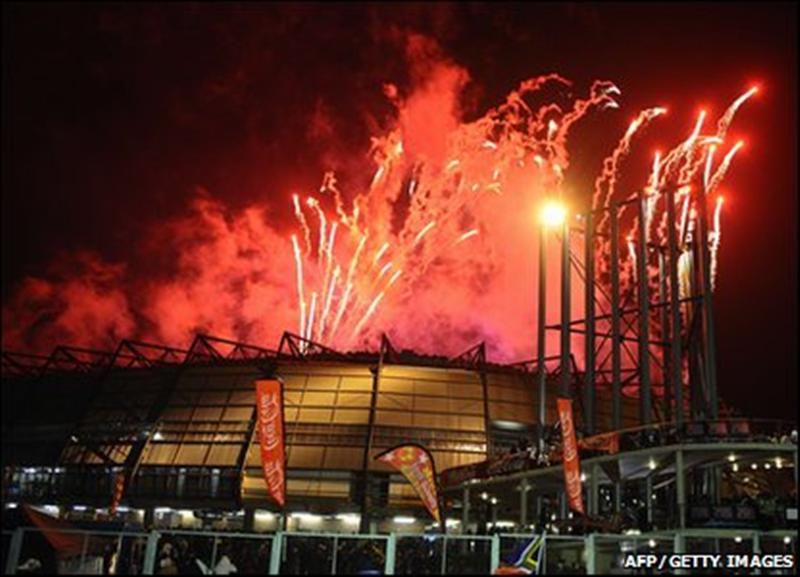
[2, 192, 797, 573]
[2, 4, 797, 574]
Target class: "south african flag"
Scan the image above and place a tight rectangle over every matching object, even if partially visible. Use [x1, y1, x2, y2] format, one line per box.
[494, 532, 546, 575]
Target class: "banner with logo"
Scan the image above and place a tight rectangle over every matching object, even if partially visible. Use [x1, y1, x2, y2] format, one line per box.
[375, 443, 441, 524]
[557, 397, 584, 514]
[440, 451, 534, 489]
[255, 379, 286, 507]
[579, 431, 620, 454]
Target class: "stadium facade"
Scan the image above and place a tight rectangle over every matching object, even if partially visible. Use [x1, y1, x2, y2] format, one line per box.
[2, 331, 643, 535]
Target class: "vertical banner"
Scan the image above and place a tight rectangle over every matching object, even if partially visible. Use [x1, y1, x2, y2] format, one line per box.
[255, 379, 286, 507]
[557, 397, 585, 514]
[375, 443, 441, 524]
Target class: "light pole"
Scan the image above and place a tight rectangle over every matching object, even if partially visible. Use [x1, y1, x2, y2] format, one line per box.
[538, 200, 566, 458]
[560, 215, 571, 399]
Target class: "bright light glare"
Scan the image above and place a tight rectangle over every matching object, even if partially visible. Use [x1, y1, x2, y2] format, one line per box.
[541, 201, 567, 226]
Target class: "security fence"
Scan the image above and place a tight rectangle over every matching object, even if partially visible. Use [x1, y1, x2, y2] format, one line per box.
[2, 527, 795, 574]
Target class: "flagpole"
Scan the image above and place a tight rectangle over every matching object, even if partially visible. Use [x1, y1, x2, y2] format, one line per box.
[439, 492, 447, 534]
[436, 458, 446, 535]
[280, 377, 288, 532]
[374, 443, 443, 535]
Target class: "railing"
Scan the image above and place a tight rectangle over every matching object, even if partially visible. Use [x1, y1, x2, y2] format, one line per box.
[277, 532, 390, 575]
[3, 527, 151, 575]
[2, 530, 13, 575]
[393, 534, 494, 575]
[2, 527, 795, 575]
[490, 418, 796, 469]
[4, 466, 242, 504]
[155, 529, 275, 574]
[614, 418, 798, 449]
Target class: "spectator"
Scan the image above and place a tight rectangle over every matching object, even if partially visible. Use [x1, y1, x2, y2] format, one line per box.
[214, 547, 238, 574]
[16, 558, 42, 574]
[176, 538, 211, 575]
[157, 542, 178, 575]
[286, 543, 301, 574]
[102, 541, 117, 575]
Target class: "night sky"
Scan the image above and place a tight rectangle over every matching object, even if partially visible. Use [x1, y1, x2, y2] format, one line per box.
[2, 2, 797, 420]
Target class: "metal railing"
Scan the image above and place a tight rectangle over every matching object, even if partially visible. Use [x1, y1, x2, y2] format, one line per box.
[1, 526, 795, 574]
[394, 534, 494, 575]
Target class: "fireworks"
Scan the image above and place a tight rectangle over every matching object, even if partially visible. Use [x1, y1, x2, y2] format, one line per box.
[287, 78, 755, 351]
[2, 60, 756, 361]
[291, 235, 306, 338]
[710, 196, 725, 290]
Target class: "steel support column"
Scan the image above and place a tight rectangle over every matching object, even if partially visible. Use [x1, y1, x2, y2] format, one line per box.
[462, 487, 470, 532]
[695, 188, 718, 419]
[478, 355, 493, 457]
[610, 202, 622, 429]
[244, 508, 255, 533]
[359, 336, 386, 533]
[637, 192, 652, 425]
[560, 220, 571, 398]
[687, 240, 705, 418]
[535, 495, 543, 528]
[658, 251, 671, 422]
[676, 449, 686, 529]
[666, 189, 683, 428]
[589, 463, 599, 517]
[519, 481, 529, 529]
[584, 211, 596, 434]
[331, 536, 339, 574]
[538, 224, 548, 454]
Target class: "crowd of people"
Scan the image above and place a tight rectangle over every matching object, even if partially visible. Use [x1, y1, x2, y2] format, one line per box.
[394, 536, 490, 575]
[154, 535, 270, 575]
[281, 536, 386, 575]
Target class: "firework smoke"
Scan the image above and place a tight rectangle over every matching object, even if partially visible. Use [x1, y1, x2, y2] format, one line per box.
[2, 35, 755, 365]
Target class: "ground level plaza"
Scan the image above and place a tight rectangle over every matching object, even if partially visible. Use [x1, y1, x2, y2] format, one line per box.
[2, 526, 796, 574]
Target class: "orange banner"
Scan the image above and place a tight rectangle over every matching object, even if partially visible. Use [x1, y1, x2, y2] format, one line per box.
[557, 397, 584, 514]
[23, 505, 84, 555]
[579, 431, 620, 454]
[110, 471, 125, 514]
[256, 379, 286, 507]
[376, 444, 441, 523]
